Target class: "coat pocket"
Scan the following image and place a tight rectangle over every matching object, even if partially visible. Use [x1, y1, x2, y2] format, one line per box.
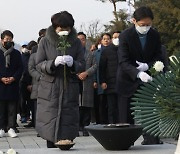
[38, 75, 55, 101]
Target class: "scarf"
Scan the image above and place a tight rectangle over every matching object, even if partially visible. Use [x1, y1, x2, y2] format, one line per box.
[0, 42, 13, 68]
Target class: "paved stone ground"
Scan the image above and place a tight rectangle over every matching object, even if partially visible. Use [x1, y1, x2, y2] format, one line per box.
[0, 116, 177, 154]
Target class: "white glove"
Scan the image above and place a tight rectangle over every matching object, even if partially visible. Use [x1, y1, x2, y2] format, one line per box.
[54, 56, 65, 66]
[136, 61, 149, 72]
[137, 72, 152, 83]
[63, 55, 73, 67]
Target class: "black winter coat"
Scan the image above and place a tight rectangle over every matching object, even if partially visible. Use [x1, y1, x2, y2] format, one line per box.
[116, 26, 162, 97]
[0, 49, 23, 101]
[99, 44, 118, 94]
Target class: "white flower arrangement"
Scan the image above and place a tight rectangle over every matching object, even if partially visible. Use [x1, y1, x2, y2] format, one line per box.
[57, 31, 69, 36]
[7, 149, 16, 154]
[153, 61, 164, 72]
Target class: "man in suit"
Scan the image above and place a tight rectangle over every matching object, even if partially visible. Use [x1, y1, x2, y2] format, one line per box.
[116, 6, 163, 145]
[77, 32, 97, 136]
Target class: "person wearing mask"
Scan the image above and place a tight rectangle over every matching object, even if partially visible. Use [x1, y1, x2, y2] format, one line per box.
[35, 11, 85, 148]
[20, 41, 37, 126]
[93, 33, 111, 124]
[0, 30, 23, 138]
[77, 32, 97, 136]
[116, 6, 163, 145]
[99, 31, 120, 124]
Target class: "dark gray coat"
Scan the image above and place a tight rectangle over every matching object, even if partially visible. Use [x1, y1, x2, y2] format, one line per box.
[35, 26, 85, 143]
[28, 52, 41, 99]
[79, 49, 97, 107]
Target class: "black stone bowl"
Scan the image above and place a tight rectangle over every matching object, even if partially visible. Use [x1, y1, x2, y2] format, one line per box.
[55, 143, 75, 150]
[85, 124, 142, 150]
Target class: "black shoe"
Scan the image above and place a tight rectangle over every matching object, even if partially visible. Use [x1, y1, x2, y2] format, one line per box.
[24, 122, 35, 128]
[37, 134, 40, 137]
[47, 140, 57, 148]
[141, 139, 163, 145]
[14, 127, 19, 133]
[83, 130, 89, 136]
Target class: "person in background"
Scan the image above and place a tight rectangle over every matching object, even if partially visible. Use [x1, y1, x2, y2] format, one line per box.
[28, 35, 44, 137]
[0, 30, 23, 138]
[35, 11, 85, 148]
[116, 6, 163, 145]
[31, 28, 47, 53]
[99, 31, 120, 124]
[77, 32, 97, 136]
[38, 28, 47, 37]
[93, 33, 111, 124]
[20, 41, 37, 126]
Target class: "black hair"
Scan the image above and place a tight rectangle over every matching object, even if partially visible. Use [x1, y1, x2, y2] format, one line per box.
[22, 44, 27, 48]
[26, 40, 37, 50]
[77, 32, 86, 39]
[37, 36, 43, 43]
[112, 31, 121, 35]
[38, 28, 47, 37]
[101, 33, 112, 39]
[51, 11, 74, 29]
[133, 6, 154, 22]
[1, 30, 14, 39]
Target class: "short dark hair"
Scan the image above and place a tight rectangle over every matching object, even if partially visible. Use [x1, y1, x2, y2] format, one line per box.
[1, 30, 14, 39]
[26, 40, 37, 50]
[133, 6, 154, 22]
[101, 33, 112, 39]
[51, 11, 74, 29]
[112, 31, 121, 35]
[38, 28, 47, 37]
[77, 32, 86, 39]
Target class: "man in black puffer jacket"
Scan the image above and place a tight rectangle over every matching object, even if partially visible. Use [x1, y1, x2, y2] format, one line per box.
[99, 31, 120, 124]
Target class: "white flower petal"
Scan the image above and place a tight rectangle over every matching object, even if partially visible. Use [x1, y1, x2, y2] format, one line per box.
[153, 61, 164, 72]
[57, 31, 69, 36]
[7, 149, 16, 154]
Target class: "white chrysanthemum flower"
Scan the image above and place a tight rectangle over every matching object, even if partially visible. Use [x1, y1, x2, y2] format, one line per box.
[7, 149, 16, 154]
[0, 151, 4, 154]
[57, 31, 69, 36]
[153, 61, 164, 72]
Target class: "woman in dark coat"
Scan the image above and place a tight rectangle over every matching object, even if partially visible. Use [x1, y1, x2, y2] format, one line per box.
[35, 11, 85, 148]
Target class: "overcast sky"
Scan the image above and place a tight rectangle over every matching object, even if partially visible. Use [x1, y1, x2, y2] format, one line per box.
[0, 0, 133, 44]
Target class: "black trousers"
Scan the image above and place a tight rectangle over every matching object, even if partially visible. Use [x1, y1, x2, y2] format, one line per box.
[79, 106, 91, 128]
[107, 94, 118, 124]
[117, 96, 134, 124]
[19, 83, 31, 118]
[0, 101, 17, 130]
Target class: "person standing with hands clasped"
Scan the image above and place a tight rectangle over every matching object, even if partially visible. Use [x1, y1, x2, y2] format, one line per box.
[0, 30, 23, 138]
[35, 11, 85, 149]
[116, 6, 163, 145]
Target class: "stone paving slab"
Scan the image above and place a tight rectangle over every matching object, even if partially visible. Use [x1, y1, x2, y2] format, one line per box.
[0, 116, 177, 154]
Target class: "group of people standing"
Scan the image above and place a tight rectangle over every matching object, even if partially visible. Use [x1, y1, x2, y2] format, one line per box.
[0, 6, 166, 149]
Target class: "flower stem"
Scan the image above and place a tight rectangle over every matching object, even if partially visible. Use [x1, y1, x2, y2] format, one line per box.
[64, 65, 66, 90]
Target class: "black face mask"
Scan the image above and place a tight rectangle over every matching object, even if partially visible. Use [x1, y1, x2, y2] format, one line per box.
[4, 41, 14, 50]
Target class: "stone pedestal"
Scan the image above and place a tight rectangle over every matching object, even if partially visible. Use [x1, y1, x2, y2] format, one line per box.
[85, 124, 142, 150]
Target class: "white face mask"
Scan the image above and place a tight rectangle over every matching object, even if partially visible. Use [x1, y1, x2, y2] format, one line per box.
[21, 48, 29, 53]
[135, 25, 151, 34]
[112, 38, 119, 46]
[97, 44, 101, 49]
